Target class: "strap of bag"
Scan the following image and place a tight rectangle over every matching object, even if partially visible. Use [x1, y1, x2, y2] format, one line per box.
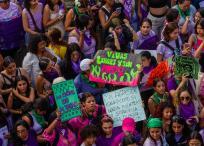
[101, 6, 111, 19]
[27, 9, 41, 33]
[160, 39, 180, 55]
[175, 38, 180, 54]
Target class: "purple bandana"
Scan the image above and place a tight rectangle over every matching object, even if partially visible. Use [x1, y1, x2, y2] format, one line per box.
[123, 0, 133, 20]
[179, 101, 195, 120]
[71, 60, 81, 74]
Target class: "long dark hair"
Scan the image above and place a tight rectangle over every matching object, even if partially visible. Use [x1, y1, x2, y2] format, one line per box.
[100, 114, 113, 136]
[24, 0, 32, 10]
[48, 28, 67, 46]
[188, 131, 204, 145]
[195, 18, 204, 34]
[63, 43, 82, 78]
[163, 22, 179, 42]
[158, 102, 176, 119]
[47, 0, 62, 11]
[28, 34, 47, 54]
[14, 75, 31, 97]
[3, 56, 15, 68]
[141, 51, 157, 68]
[11, 120, 30, 146]
[169, 115, 190, 137]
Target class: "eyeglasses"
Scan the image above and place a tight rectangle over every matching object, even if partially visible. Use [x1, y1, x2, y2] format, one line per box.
[180, 96, 190, 101]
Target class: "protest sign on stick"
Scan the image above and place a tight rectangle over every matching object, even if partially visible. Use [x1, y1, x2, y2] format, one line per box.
[52, 80, 81, 122]
[175, 56, 199, 79]
[89, 50, 141, 86]
[103, 87, 146, 127]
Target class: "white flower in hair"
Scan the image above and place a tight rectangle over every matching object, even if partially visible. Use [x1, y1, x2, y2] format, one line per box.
[75, 0, 81, 7]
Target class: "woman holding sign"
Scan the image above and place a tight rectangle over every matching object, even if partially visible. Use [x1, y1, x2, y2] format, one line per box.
[42, 110, 77, 146]
[74, 59, 107, 105]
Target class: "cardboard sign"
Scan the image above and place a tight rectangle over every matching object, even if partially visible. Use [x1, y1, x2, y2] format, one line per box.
[89, 50, 141, 86]
[103, 87, 146, 127]
[175, 56, 199, 79]
[52, 80, 81, 122]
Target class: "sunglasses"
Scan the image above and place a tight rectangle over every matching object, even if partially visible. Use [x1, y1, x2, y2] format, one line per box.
[172, 115, 184, 121]
[180, 96, 190, 101]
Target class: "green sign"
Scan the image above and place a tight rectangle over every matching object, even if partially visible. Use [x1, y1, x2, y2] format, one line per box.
[89, 50, 141, 86]
[175, 56, 200, 79]
[52, 80, 81, 122]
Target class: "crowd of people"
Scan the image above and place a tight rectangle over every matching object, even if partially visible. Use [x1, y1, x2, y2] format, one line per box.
[1, 0, 204, 145]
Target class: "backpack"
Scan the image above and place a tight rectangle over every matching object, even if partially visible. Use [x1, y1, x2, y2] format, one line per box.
[160, 38, 181, 56]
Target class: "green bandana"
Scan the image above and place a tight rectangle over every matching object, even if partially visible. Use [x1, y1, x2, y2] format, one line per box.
[177, 5, 190, 19]
[74, 6, 85, 16]
[32, 110, 46, 128]
[147, 118, 163, 128]
[152, 92, 168, 105]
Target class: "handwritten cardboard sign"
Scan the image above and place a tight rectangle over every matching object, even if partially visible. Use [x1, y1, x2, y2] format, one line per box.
[175, 56, 199, 79]
[103, 87, 146, 127]
[89, 50, 141, 86]
[52, 80, 81, 122]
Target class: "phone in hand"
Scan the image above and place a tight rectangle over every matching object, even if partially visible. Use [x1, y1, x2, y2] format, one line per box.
[116, 7, 122, 14]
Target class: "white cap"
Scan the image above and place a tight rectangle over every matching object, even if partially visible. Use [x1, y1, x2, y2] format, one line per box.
[53, 77, 66, 84]
[80, 59, 93, 71]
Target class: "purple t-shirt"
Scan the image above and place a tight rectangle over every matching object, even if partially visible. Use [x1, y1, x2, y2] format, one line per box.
[22, 130, 39, 146]
[96, 127, 122, 146]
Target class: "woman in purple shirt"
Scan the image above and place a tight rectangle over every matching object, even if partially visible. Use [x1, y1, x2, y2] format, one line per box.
[11, 120, 39, 146]
[96, 114, 122, 146]
[22, 0, 44, 45]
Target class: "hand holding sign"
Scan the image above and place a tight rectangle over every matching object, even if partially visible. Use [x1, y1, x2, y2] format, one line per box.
[103, 87, 146, 127]
[52, 80, 81, 122]
[174, 56, 199, 79]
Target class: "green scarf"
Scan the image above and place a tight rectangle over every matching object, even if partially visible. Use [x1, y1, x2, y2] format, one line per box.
[74, 6, 85, 16]
[177, 5, 190, 19]
[81, 73, 97, 88]
[152, 92, 168, 105]
[32, 110, 46, 128]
